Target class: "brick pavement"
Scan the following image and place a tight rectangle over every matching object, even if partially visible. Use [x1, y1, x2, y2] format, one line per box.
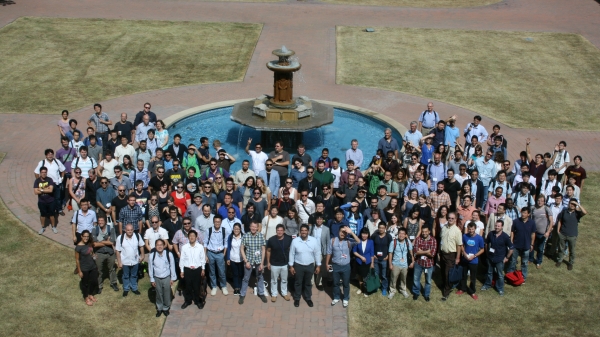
[0, 0, 600, 336]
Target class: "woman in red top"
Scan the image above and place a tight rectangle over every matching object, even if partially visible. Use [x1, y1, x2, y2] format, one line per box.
[170, 182, 191, 215]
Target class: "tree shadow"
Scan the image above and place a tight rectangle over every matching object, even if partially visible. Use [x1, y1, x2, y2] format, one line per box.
[1, 0, 16, 6]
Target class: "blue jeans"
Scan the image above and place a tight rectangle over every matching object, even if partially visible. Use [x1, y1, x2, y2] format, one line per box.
[484, 259, 505, 293]
[373, 259, 388, 291]
[529, 233, 547, 265]
[122, 264, 139, 291]
[207, 251, 227, 288]
[241, 263, 265, 296]
[508, 248, 530, 279]
[412, 264, 434, 297]
[332, 263, 351, 301]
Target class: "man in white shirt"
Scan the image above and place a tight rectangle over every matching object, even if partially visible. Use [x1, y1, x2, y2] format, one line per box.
[116, 223, 145, 296]
[463, 115, 488, 147]
[35, 149, 66, 217]
[203, 215, 229, 296]
[135, 115, 155, 144]
[289, 225, 321, 308]
[262, 207, 283, 240]
[179, 230, 207, 309]
[71, 198, 97, 244]
[296, 191, 316, 225]
[114, 135, 135, 165]
[72, 146, 97, 179]
[245, 138, 268, 175]
[235, 160, 256, 187]
[194, 205, 214, 234]
[144, 216, 170, 251]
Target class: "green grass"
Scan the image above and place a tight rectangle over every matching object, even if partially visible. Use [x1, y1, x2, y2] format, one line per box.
[0, 17, 262, 114]
[348, 173, 600, 336]
[320, 0, 499, 7]
[337, 27, 600, 131]
[0, 154, 163, 337]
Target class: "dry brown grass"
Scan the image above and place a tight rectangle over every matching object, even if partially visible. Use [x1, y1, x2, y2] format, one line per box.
[320, 0, 499, 8]
[347, 173, 600, 336]
[0, 17, 262, 114]
[337, 27, 600, 131]
[0, 154, 164, 337]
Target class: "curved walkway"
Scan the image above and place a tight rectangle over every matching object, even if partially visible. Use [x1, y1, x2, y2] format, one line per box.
[0, 0, 599, 336]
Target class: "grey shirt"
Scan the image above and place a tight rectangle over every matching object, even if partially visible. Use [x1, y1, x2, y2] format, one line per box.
[92, 225, 117, 254]
[327, 237, 351, 265]
[87, 144, 103, 162]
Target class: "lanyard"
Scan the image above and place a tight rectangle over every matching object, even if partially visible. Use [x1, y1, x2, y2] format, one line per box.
[279, 238, 286, 255]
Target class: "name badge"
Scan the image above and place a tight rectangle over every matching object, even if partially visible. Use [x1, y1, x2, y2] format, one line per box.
[341, 254, 347, 259]
[409, 236, 415, 240]
[292, 235, 297, 239]
[309, 192, 313, 197]
[400, 258, 405, 262]
[377, 252, 382, 256]
[432, 178, 438, 182]
[489, 248, 495, 253]
[421, 256, 427, 260]
[190, 265, 195, 269]
[254, 251, 260, 256]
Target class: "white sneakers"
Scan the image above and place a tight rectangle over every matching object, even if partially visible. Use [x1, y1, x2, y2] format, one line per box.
[342, 300, 349, 308]
[211, 288, 217, 296]
[222, 287, 228, 296]
[402, 291, 409, 298]
[331, 299, 340, 306]
[356, 289, 362, 295]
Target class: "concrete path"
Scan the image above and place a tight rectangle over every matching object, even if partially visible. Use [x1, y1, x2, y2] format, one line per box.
[0, 0, 599, 336]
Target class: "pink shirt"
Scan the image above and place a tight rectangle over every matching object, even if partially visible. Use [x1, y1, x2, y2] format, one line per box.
[485, 196, 506, 216]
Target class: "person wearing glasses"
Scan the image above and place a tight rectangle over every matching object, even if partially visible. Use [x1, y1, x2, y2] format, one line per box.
[67, 168, 86, 211]
[75, 229, 99, 306]
[179, 229, 207, 309]
[279, 177, 299, 201]
[223, 206, 243, 235]
[171, 183, 191, 216]
[296, 190, 316, 226]
[217, 178, 243, 211]
[96, 177, 116, 219]
[34, 167, 58, 235]
[298, 166, 322, 202]
[145, 215, 169, 252]
[290, 159, 307, 192]
[258, 160, 280, 202]
[245, 138, 269, 175]
[133, 102, 157, 128]
[268, 141, 291, 189]
[201, 158, 231, 183]
[248, 190, 268, 220]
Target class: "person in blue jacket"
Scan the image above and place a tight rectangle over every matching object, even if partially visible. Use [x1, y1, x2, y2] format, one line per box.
[352, 228, 374, 296]
[340, 201, 364, 243]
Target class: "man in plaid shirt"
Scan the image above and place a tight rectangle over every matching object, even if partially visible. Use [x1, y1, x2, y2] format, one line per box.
[118, 195, 144, 233]
[239, 220, 267, 304]
[412, 227, 437, 302]
[87, 103, 112, 148]
[429, 181, 451, 215]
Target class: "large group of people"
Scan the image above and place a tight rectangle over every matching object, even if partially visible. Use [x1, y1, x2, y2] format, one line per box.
[33, 101, 588, 311]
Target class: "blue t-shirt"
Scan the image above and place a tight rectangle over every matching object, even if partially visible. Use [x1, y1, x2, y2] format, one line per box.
[444, 126, 460, 147]
[420, 144, 435, 165]
[462, 233, 484, 264]
[389, 238, 413, 268]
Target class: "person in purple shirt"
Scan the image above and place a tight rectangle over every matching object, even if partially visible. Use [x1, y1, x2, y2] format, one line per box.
[507, 208, 536, 280]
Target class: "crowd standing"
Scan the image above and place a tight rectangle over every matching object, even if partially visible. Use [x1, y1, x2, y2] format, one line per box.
[35, 101, 588, 310]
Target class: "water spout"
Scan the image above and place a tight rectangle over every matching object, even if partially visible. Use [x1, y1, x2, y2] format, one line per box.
[281, 45, 288, 53]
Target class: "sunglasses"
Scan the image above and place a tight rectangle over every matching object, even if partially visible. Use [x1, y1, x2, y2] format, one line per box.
[177, 186, 184, 189]
[183, 222, 191, 225]
[286, 181, 292, 184]
[301, 194, 308, 197]
[307, 171, 314, 174]
[254, 192, 261, 194]
[266, 164, 273, 166]
[151, 221, 159, 223]
[228, 211, 236, 214]
[101, 182, 108, 184]
[118, 190, 125, 192]
[216, 177, 222, 179]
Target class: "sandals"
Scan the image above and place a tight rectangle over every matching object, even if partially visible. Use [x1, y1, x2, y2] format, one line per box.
[90, 296, 98, 303]
[85, 298, 93, 306]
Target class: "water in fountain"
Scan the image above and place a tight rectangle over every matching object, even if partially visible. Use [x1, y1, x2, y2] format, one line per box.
[168, 107, 402, 172]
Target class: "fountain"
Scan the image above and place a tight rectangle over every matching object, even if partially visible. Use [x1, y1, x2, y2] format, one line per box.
[230, 46, 334, 148]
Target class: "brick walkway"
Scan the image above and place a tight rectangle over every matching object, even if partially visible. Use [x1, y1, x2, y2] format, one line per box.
[0, 0, 599, 336]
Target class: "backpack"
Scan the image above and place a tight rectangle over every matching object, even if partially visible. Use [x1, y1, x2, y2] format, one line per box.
[393, 238, 412, 265]
[152, 249, 172, 267]
[94, 224, 112, 238]
[208, 227, 226, 246]
[512, 192, 532, 211]
[490, 180, 510, 198]
[73, 156, 97, 171]
[135, 147, 152, 158]
[427, 162, 445, 182]
[505, 270, 525, 286]
[420, 110, 439, 126]
[203, 167, 223, 179]
[120, 232, 142, 246]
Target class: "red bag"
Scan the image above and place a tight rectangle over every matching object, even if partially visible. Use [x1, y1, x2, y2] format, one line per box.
[505, 270, 525, 286]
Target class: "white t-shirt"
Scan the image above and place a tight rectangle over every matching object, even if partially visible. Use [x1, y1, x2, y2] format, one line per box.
[72, 157, 97, 179]
[144, 227, 169, 249]
[261, 215, 283, 240]
[248, 150, 268, 175]
[330, 167, 343, 188]
[34, 159, 65, 184]
[114, 144, 136, 164]
[100, 159, 118, 179]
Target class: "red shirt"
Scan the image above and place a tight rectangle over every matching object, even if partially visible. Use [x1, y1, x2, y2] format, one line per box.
[171, 191, 191, 215]
[414, 235, 437, 268]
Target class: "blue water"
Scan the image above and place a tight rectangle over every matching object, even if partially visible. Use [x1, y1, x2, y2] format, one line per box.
[167, 106, 402, 172]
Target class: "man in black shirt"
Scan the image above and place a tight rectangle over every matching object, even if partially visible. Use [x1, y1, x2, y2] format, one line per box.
[110, 187, 129, 234]
[444, 168, 462, 212]
[166, 159, 185, 191]
[162, 206, 183, 243]
[149, 167, 171, 193]
[555, 198, 587, 270]
[133, 103, 157, 128]
[266, 224, 293, 302]
[113, 113, 135, 144]
[85, 170, 101, 212]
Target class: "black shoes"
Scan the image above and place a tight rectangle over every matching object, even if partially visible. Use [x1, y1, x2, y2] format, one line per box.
[123, 291, 129, 297]
[294, 300, 300, 307]
[441, 297, 448, 302]
[97, 288, 103, 295]
[111, 284, 119, 292]
[413, 294, 418, 301]
[424, 297, 430, 302]
[258, 295, 268, 303]
[156, 310, 162, 317]
[181, 302, 190, 309]
[163, 310, 170, 316]
[132, 290, 141, 295]
[316, 285, 324, 291]
[197, 302, 205, 309]
[306, 300, 314, 307]
[239, 296, 245, 305]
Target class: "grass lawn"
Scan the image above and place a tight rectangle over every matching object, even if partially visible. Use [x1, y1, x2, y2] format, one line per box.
[0, 154, 163, 336]
[320, 0, 499, 8]
[0, 17, 262, 114]
[337, 27, 600, 131]
[347, 173, 600, 336]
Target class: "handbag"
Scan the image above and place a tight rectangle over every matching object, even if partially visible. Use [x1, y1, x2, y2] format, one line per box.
[448, 264, 463, 284]
[365, 268, 381, 293]
[505, 270, 525, 286]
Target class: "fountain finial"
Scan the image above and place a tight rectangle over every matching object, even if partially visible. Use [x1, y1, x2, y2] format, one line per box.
[281, 45, 288, 53]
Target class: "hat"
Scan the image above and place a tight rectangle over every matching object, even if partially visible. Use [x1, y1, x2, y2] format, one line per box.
[194, 193, 202, 198]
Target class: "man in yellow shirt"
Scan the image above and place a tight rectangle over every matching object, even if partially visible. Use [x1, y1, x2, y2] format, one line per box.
[440, 212, 463, 301]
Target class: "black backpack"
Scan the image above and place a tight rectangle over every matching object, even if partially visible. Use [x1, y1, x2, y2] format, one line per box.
[120, 232, 142, 246]
[208, 227, 226, 246]
[152, 249, 172, 266]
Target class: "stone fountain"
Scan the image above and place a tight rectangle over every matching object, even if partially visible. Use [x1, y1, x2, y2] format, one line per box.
[230, 46, 333, 148]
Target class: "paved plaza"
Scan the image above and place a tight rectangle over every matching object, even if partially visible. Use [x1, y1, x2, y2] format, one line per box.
[0, 0, 599, 335]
